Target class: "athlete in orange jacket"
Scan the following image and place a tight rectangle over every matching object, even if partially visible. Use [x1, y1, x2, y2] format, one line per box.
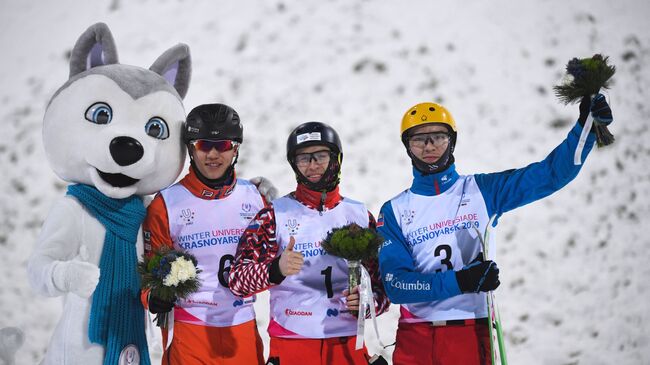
[142, 103, 275, 365]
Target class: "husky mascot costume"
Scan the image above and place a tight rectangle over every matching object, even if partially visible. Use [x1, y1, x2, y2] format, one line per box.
[28, 23, 191, 365]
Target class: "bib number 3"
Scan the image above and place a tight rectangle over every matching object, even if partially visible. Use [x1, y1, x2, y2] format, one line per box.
[435, 244, 453, 272]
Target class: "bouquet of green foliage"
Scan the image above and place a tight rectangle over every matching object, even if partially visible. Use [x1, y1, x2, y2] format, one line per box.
[322, 223, 383, 317]
[553, 54, 616, 146]
[138, 247, 201, 327]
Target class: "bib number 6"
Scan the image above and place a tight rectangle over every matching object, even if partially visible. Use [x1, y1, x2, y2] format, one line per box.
[218, 254, 235, 287]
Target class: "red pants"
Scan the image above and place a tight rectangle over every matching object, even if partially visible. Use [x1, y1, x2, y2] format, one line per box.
[161, 320, 264, 365]
[393, 320, 491, 365]
[268, 336, 370, 365]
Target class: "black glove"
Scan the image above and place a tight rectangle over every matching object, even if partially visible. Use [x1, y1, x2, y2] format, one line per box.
[148, 294, 175, 314]
[455, 254, 500, 293]
[591, 93, 613, 125]
[578, 93, 613, 127]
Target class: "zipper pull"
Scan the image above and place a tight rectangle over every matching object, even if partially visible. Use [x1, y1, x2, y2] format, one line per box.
[319, 191, 326, 216]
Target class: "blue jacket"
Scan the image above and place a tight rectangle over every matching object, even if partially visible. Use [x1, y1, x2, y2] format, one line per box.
[378, 122, 595, 310]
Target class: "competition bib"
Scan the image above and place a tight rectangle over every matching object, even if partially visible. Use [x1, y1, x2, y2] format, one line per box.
[162, 179, 265, 327]
[390, 176, 495, 322]
[269, 195, 369, 338]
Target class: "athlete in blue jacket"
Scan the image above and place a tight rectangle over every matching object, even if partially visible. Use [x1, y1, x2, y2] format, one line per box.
[378, 95, 613, 365]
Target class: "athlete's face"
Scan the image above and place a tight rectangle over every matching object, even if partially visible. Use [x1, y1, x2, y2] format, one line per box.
[295, 145, 331, 183]
[408, 124, 450, 164]
[190, 140, 238, 180]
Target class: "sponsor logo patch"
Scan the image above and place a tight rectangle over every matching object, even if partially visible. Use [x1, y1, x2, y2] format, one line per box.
[390, 279, 431, 291]
[285, 308, 313, 317]
[326, 308, 339, 317]
[296, 132, 321, 144]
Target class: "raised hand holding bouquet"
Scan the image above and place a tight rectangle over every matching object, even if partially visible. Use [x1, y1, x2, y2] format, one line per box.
[138, 248, 201, 328]
[553, 54, 616, 163]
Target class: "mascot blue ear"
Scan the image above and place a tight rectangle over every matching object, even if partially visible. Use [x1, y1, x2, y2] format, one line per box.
[149, 44, 192, 100]
[69, 23, 119, 78]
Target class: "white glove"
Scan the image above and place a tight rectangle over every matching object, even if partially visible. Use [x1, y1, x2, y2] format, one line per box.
[52, 260, 100, 298]
[250, 176, 279, 202]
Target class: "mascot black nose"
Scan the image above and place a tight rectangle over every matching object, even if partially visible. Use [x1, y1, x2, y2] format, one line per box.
[110, 136, 144, 166]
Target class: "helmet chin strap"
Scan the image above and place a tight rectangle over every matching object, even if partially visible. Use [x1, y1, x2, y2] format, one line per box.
[408, 144, 455, 175]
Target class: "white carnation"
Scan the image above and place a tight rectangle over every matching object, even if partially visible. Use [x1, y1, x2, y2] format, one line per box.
[561, 73, 575, 86]
[163, 257, 197, 287]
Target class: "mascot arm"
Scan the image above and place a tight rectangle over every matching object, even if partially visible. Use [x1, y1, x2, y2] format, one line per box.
[27, 196, 96, 297]
[249, 176, 279, 203]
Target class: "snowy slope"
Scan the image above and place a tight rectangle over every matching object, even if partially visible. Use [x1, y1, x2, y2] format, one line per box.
[1, 0, 649, 364]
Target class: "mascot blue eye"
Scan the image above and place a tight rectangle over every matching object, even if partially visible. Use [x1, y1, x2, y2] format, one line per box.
[145, 117, 169, 140]
[84, 102, 112, 124]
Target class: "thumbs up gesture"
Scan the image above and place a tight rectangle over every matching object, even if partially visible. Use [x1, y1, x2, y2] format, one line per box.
[279, 237, 304, 276]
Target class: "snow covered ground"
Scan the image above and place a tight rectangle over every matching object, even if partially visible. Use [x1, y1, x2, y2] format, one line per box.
[1, 0, 649, 364]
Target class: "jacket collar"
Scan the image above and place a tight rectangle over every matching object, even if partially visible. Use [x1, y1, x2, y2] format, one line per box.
[293, 183, 342, 211]
[410, 164, 459, 196]
[180, 166, 237, 200]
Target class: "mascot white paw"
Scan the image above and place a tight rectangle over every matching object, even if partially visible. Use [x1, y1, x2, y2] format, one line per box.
[27, 23, 191, 365]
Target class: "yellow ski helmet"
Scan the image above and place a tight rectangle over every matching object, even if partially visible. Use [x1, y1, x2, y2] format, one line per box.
[400, 102, 457, 139]
[400, 102, 458, 174]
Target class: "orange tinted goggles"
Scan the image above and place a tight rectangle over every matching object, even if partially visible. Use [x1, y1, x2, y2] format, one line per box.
[191, 139, 238, 152]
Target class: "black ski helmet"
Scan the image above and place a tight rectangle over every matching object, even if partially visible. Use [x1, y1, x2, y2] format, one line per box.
[286, 121, 343, 191]
[183, 103, 243, 144]
[286, 121, 342, 161]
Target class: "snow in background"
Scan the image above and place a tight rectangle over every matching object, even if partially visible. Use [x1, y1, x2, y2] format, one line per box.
[1, 0, 649, 364]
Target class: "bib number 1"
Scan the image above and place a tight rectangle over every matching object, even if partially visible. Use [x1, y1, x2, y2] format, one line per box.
[321, 266, 334, 298]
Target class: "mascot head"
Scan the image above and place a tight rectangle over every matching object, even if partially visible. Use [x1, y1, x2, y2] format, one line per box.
[43, 23, 191, 199]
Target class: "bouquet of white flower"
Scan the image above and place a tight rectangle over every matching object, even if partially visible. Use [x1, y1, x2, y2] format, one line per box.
[138, 247, 201, 327]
